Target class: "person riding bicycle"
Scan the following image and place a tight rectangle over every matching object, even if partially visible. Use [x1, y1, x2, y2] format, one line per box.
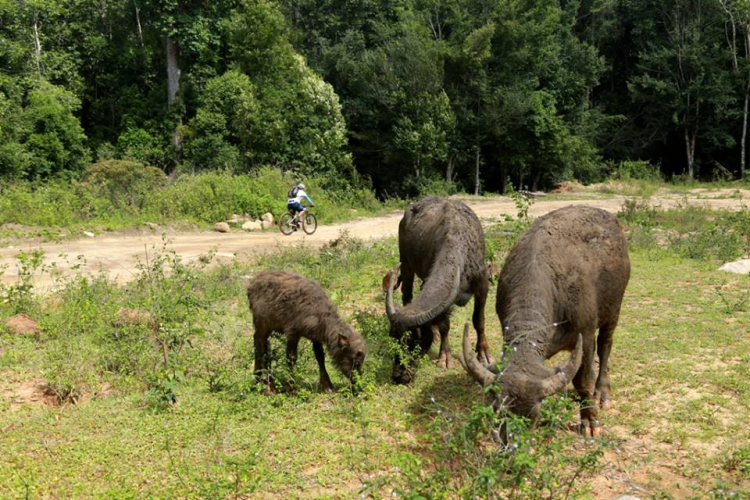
[287, 182, 314, 229]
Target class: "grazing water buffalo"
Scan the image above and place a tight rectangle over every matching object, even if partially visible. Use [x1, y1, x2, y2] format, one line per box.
[247, 271, 367, 392]
[386, 196, 492, 384]
[462, 206, 631, 436]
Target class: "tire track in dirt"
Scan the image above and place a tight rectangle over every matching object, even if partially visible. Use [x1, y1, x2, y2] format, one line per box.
[0, 194, 746, 287]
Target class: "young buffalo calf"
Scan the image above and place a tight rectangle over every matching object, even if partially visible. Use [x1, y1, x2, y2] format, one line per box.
[247, 271, 367, 392]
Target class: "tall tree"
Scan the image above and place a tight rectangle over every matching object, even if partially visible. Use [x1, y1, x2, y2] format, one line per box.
[719, 0, 750, 178]
[630, 0, 734, 178]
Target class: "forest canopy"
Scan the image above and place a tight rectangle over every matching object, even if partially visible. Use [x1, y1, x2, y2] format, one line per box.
[1, 0, 749, 197]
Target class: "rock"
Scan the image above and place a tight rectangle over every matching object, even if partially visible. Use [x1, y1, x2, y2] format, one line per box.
[226, 214, 245, 226]
[719, 259, 750, 275]
[83, 231, 95, 237]
[242, 220, 263, 231]
[613, 496, 641, 500]
[3, 314, 41, 337]
[261, 219, 275, 229]
[215, 222, 231, 233]
[261, 212, 275, 224]
[143, 222, 159, 230]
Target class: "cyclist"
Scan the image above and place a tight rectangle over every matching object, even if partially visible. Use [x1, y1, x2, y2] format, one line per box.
[287, 182, 315, 230]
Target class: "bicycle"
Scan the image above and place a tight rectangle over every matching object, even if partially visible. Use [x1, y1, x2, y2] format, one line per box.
[279, 210, 318, 235]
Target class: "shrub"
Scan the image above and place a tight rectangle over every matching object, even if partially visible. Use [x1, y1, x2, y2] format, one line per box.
[81, 160, 167, 212]
[19, 82, 91, 178]
[609, 160, 662, 182]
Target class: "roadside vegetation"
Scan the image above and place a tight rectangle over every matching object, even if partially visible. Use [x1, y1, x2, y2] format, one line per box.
[0, 164, 391, 242]
[1, 200, 748, 498]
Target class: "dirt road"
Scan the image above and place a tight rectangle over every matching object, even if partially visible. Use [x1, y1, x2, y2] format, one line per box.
[1, 192, 747, 287]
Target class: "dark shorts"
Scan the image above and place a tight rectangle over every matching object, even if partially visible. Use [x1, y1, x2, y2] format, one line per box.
[288, 201, 305, 213]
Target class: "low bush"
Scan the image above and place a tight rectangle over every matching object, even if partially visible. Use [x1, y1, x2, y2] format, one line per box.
[608, 160, 662, 182]
[619, 200, 750, 261]
[0, 166, 385, 231]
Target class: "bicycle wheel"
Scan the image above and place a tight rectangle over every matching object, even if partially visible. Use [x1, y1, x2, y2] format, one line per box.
[302, 213, 318, 235]
[279, 212, 296, 235]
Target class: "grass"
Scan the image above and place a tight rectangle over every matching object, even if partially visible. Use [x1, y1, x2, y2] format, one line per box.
[0, 167, 402, 245]
[1, 208, 750, 498]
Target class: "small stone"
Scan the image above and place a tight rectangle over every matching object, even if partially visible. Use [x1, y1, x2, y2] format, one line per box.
[613, 496, 641, 500]
[261, 212, 275, 224]
[719, 259, 750, 275]
[143, 222, 159, 230]
[242, 220, 263, 231]
[215, 222, 231, 233]
[83, 231, 95, 237]
[3, 314, 41, 337]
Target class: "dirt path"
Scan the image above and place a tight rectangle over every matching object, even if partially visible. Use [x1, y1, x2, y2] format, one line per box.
[1, 193, 747, 287]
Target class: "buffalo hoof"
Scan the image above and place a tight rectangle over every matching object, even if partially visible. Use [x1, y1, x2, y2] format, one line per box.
[595, 390, 611, 410]
[435, 352, 451, 369]
[578, 419, 602, 438]
[477, 348, 494, 365]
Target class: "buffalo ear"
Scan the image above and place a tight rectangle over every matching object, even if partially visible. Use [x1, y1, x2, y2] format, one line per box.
[338, 334, 350, 347]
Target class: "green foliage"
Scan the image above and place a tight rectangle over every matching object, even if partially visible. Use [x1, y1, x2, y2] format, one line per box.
[380, 397, 604, 499]
[81, 160, 167, 212]
[117, 128, 169, 168]
[0, 81, 90, 179]
[609, 160, 663, 182]
[0, 249, 46, 316]
[619, 201, 750, 261]
[0, 167, 383, 229]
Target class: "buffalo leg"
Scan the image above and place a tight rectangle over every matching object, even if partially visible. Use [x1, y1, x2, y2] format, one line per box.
[285, 335, 300, 393]
[401, 264, 415, 306]
[472, 280, 492, 364]
[253, 322, 273, 392]
[595, 319, 617, 411]
[435, 317, 451, 369]
[312, 341, 335, 393]
[572, 332, 600, 437]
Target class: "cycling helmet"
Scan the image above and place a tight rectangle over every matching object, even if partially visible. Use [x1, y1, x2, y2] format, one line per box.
[297, 183, 305, 190]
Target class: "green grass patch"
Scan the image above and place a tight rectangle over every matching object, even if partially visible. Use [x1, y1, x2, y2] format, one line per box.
[1, 209, 749, 498]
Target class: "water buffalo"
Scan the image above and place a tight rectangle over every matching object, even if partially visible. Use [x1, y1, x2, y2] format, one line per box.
[462, 206, 631, 436]
[386, 196, 492, 384]
[247, 271, 367, 392]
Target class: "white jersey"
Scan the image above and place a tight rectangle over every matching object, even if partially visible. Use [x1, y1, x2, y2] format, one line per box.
[288, 189, 309, 204]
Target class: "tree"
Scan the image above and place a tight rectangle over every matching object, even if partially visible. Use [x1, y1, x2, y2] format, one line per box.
[630, 0, 734, 178]
[719, 0, 750, 178]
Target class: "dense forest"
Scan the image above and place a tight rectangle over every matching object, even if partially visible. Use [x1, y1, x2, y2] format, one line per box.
[2, 0, 750, 197]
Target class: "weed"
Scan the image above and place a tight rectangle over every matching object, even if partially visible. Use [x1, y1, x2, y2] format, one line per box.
[715, 282, 750, 314]
[377, 395, 604, 499]
[0, 249, 45, 315]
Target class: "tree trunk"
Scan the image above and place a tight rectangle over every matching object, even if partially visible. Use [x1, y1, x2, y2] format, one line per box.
[166, 38, 181, 108]
[166, 37, 182, 164]
[134, 1, 144, 45]
[743, 85, 749, 178]
[473, 146, 480, 196]
[446, 155, 456, 183]
[33, 15, 42, 74]
[685, 126, 697, 178]
[531, 170, 541, 192]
